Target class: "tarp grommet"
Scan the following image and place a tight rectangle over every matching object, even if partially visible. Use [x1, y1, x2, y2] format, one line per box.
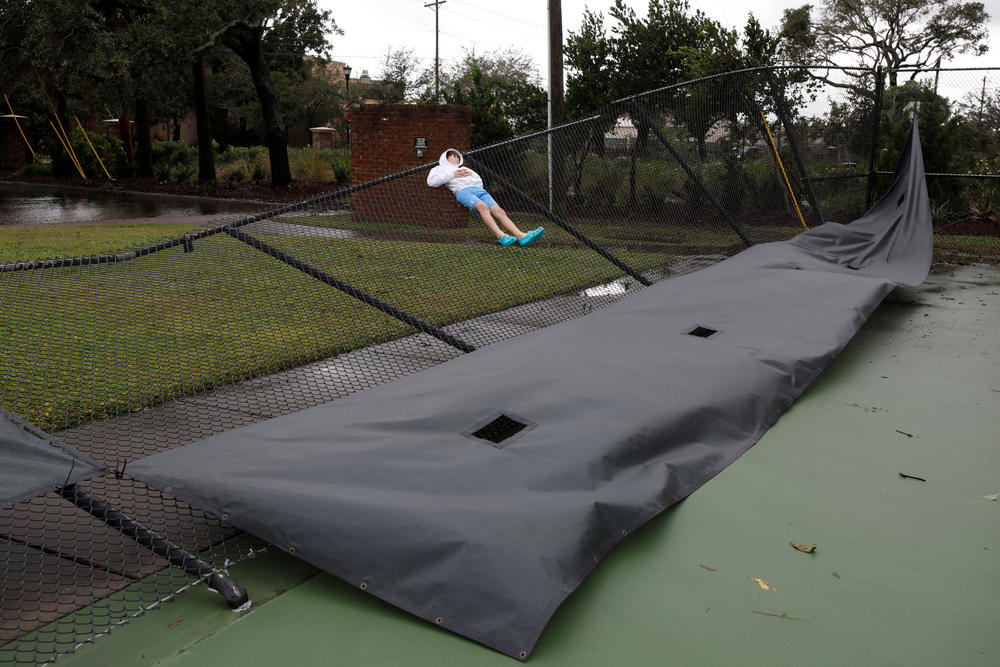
[519, 651, 528, 660]
[288, 546, 296, 555]
[221, 514, 229, 521]
[360, 582, 368, 590]
[435, 617, 443, 625]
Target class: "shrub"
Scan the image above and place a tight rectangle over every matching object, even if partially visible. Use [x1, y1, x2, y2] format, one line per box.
[222, 164, 248, 183]
[250, 159, 269, 182]
[151, 141, 196, 182]
[289, 147, 335, 181]
[331, 148, 350, 183]
[218, 145, 270, 183]
[571, 154, 621, 210]
[17, 162, 52, 177]
[68, 128, 128, 178]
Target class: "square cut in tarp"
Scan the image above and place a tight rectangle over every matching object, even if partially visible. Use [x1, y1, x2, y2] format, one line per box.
[128, 122, 932, 660]
[0, 407, 105, 506]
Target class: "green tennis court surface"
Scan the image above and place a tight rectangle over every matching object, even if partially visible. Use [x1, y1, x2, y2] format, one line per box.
[61, 263, 999, 667]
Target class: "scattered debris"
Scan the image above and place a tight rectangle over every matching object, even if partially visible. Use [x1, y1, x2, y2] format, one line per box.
[700, 563, 718, 572]
[898, 473, 927, 482]
[983, 494, 999, 501]
[752, 610, 812, 622]
[166, 618, 184, 628]
[832, 572, 841, 579]
[751, 577, 778, 592]
[895, 429, 914, 438]
[790, 542, 818, 553]
[847, 402, 882, 413]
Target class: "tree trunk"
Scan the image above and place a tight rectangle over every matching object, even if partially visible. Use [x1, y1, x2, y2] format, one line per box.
[52, 87, 75, 177]
[119, 111, 134, 162]
[548, 0, 565, 215]
[224, 25, 291, 188]
[135, 97, 153, 178]
[192, 57, 216, 185]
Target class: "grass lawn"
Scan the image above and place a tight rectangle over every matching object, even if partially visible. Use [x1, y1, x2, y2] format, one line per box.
[0, 223, 202, 263]
[0, 224, 666, 432]
[9, 220, 990, 435]
[279, 210, 789, 250]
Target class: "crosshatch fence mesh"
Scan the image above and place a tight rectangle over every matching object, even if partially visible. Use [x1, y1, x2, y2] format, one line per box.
[1, 66, 997, 663]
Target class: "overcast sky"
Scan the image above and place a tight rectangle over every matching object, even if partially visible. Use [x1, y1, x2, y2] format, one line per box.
[318, 0, 999, 88]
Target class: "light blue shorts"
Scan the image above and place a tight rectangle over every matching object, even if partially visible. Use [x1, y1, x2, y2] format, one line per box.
[455, 187, 497, 212]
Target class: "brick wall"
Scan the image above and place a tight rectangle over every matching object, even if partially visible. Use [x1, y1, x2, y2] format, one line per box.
[351, 104, 471, 227]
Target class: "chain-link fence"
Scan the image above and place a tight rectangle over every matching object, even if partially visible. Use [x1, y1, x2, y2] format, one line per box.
[1, 65, 997, 664]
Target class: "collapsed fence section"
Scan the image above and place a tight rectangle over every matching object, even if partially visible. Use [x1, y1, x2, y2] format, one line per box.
[1, 65, 997, 665]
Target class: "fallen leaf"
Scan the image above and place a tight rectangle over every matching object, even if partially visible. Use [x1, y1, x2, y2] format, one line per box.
[751, 577, 778, 592]
[983, 494, 999, 501]
[166, 618, 183, 628]
[790, 542, 818, 553]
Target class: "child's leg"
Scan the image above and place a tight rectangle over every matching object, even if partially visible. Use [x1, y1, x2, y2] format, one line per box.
[488, 205, 525, 239]
[474, 201, 506, 239]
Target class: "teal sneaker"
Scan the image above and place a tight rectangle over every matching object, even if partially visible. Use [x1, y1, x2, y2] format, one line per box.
[499, 234, 518, 246]
[518, 227, 545, 247]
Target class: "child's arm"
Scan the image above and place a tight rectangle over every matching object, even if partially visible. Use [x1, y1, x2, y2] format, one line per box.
[426, 165, 453, 187]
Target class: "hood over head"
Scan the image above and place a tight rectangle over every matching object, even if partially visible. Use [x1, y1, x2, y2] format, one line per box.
[439, 148, 463, 167]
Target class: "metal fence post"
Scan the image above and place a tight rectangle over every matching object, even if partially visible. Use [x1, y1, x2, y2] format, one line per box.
[866, 66, 885, 210]
[767, 74, 825, 225]
[466, 156, 653, 287]
[628, 99, 753, 248]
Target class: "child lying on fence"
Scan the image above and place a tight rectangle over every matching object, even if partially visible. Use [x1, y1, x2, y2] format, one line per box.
[426, 149, 544, 247]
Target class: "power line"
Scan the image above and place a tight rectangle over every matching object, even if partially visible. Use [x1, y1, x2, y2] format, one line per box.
[447, 8, 545, 39]
[458, 0, 546, 28]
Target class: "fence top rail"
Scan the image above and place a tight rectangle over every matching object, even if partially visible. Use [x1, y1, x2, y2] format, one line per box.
[613, 65, 1000, 106]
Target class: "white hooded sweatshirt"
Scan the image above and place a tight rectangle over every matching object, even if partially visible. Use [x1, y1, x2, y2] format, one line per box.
[426, 149, 483, 194]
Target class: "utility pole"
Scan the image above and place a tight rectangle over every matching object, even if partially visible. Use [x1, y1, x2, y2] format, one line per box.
[425, 0, 446, 102]
[548, 1, 564, 129]
[981, 76, 987, 120]
[548, 0, 564, 212]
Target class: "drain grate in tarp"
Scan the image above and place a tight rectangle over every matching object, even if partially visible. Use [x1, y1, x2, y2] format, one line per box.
[685, 325, 720, 339]
[467, 413, 533, 447]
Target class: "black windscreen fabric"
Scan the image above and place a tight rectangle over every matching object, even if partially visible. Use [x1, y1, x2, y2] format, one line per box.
[0, 407, 105, 506]
[128, 123, 932, 660]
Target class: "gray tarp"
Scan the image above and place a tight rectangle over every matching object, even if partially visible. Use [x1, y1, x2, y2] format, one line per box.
[0, 407, 105, 506]
[128, 123, 931, 660]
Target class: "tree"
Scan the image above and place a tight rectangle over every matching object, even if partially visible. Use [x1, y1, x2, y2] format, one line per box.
[280, 60, 344, 129]
[376, 47, 425, 103]
[564, 10, 618, 121]
[787, 0, 990, 89]
[431, 48, 548, 147]
[959, 82, 1000, 135]
[0, 0, 139, 176]
[213, 0, 340, 187]
[606, 0, 711, 97]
